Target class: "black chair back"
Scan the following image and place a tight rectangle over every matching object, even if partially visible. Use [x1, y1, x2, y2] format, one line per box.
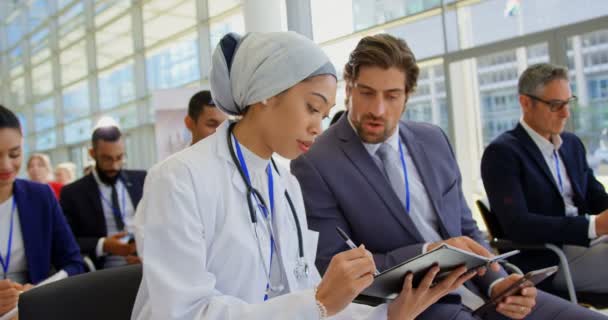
[475, 200, 505, 239]
[19, 265, 142, 320]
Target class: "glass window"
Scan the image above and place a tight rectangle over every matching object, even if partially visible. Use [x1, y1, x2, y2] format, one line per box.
[146, 33, 200, 90]
[9, 76, 26, 107]
[63, 82, 90, 123]
[311, 0, 355, 43]
[445, 0, 608, 51]
[352, 0, 441, 31]
[95, 0, 131, 27]
[30, 28, 50, 59]
[143, 0, 197, 48]
[450, 43, 549, 149]
[209, 11, 245, 51]
[98, 62, 135, 110]
[31, 61, 54, 99]
[386, 13, 446, 60]
[404, 61, 449, 133]
[105, 104, 137, 129]
[568, 28, 608, 183]
[29, 0, 52, 32]
[9, 47, 23, 71]
[7, 14, 23, 48]
[60, 40, 88, 85]
[208, 0, 241, 17]
[64, 118, 92, 145]
[35, 130, 57, 151]
[34, 98, 55, 132]
[59, 1, 86, 48]
[95, 13, 134, 69]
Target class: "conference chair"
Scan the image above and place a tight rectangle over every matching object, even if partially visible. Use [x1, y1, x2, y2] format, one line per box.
[19, 264, 142, 320]
[476, 199, 608, 309]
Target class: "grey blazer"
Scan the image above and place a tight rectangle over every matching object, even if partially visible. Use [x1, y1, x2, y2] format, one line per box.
[291, 115, 507, 295]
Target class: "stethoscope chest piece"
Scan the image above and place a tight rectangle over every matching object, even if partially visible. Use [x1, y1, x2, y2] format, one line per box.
[294, 258, 309, 280]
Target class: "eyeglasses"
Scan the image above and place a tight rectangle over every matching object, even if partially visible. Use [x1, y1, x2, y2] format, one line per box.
[524, 94, 577, 112]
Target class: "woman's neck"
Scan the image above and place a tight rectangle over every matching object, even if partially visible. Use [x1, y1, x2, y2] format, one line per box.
[0, 183, 13, 204]
[233, 117, 273, 160]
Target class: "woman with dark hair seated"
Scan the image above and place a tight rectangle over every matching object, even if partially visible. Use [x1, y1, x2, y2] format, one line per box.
[0, 105, 85, 318]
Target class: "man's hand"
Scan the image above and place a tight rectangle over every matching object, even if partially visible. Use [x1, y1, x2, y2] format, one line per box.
[0, 280, 19, 315]
[103, 232, 137, 256]
[595, 209, 608, 236]
[427, 236, 501, 274]
[125, 255, 142, 265]
[491, 274, 537, 319]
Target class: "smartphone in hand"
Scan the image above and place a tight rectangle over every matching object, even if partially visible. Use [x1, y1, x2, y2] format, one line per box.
[473, 266, 559, 317]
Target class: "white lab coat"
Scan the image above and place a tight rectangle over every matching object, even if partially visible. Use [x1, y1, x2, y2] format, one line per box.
[131, 121, 388, 320]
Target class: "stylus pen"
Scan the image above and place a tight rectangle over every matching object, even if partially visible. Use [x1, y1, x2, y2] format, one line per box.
[336, 226, 380, 276]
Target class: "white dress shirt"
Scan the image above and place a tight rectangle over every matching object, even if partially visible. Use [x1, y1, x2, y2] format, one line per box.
[520, 119, 597, 239]
[0, 196, 28, 283]
[92, 168, 136, 268]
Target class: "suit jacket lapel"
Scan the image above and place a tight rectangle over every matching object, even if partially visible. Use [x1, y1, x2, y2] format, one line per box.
[558, 144, 584, 206]
[514, 124, 562, 196]
[399, 125, 451, 238]
[120, 171, 141, 208]
[13, 180, 37, 280]
[336, 117, 425, 242]
[85, 174, 108, 234]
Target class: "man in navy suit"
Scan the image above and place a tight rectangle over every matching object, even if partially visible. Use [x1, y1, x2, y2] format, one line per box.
[481, 63, 608, 293]
[61, 125, 146, 269]
[292, 35, 605, 319]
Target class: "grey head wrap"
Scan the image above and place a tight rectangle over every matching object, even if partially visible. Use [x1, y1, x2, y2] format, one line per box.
[210, 31, 336, 116]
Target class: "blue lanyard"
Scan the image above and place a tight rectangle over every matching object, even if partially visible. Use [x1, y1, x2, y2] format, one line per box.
[99, 184, 127, 223]
[398, 140, 411, 213]
[232, 134, 275, 300]
[0, 198, 17, 279]
[553, 150, 564, 194]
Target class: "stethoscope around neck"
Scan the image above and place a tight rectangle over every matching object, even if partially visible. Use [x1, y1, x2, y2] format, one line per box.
[226, 122, 309, 295]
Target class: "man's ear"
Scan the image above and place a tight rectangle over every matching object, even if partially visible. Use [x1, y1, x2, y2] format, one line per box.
[184, 115, 194, 132]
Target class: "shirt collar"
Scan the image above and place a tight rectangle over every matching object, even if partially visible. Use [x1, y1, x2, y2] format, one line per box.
[520, 118, 562, 157]
[348, 117, 400, 156]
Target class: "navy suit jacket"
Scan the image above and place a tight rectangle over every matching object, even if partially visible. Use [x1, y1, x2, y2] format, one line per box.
[60, 170, 146, 268]
[481, 123, 608, 272]
[13, 179, 84, 284]
[291, 116, 506, 298]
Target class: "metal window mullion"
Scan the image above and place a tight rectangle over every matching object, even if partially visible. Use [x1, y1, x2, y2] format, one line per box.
[196, 0, 212, 82]
[131, 0, 148, 126]
[49, 0, 65, 146]
[84, 0, 100, 120]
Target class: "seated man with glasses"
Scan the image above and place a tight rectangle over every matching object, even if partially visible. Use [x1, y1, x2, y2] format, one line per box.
[61, 124, 146, 269]
[481, 63, 608, 293]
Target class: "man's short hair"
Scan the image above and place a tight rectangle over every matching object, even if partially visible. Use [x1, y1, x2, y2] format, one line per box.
[344, 34, 419, 95]
[92, 126, 122, 148]
[188, 90, 216, 122]
[518, 63, 569, 96]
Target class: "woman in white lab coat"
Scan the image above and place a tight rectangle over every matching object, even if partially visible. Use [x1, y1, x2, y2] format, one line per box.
[131, 32, 475, 320]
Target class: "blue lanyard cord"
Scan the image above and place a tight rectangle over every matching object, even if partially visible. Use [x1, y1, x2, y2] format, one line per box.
[398, 141, 411, 213]
[232, 134, 276, 300]
[99, 184, 127, 223]
[0, 199, 17, 279]
[553, 150, 564, 194]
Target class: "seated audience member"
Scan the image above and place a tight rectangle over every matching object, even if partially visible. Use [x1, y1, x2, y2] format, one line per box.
[55, 162, 77, 185]
[26, 153, 62, 198]
[481, 63, 608, 293]
[61, 125, 146, 270]
[292, 35, 606, 320]
[0, 104, 85, 318]
[184, 90, 227, 145]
